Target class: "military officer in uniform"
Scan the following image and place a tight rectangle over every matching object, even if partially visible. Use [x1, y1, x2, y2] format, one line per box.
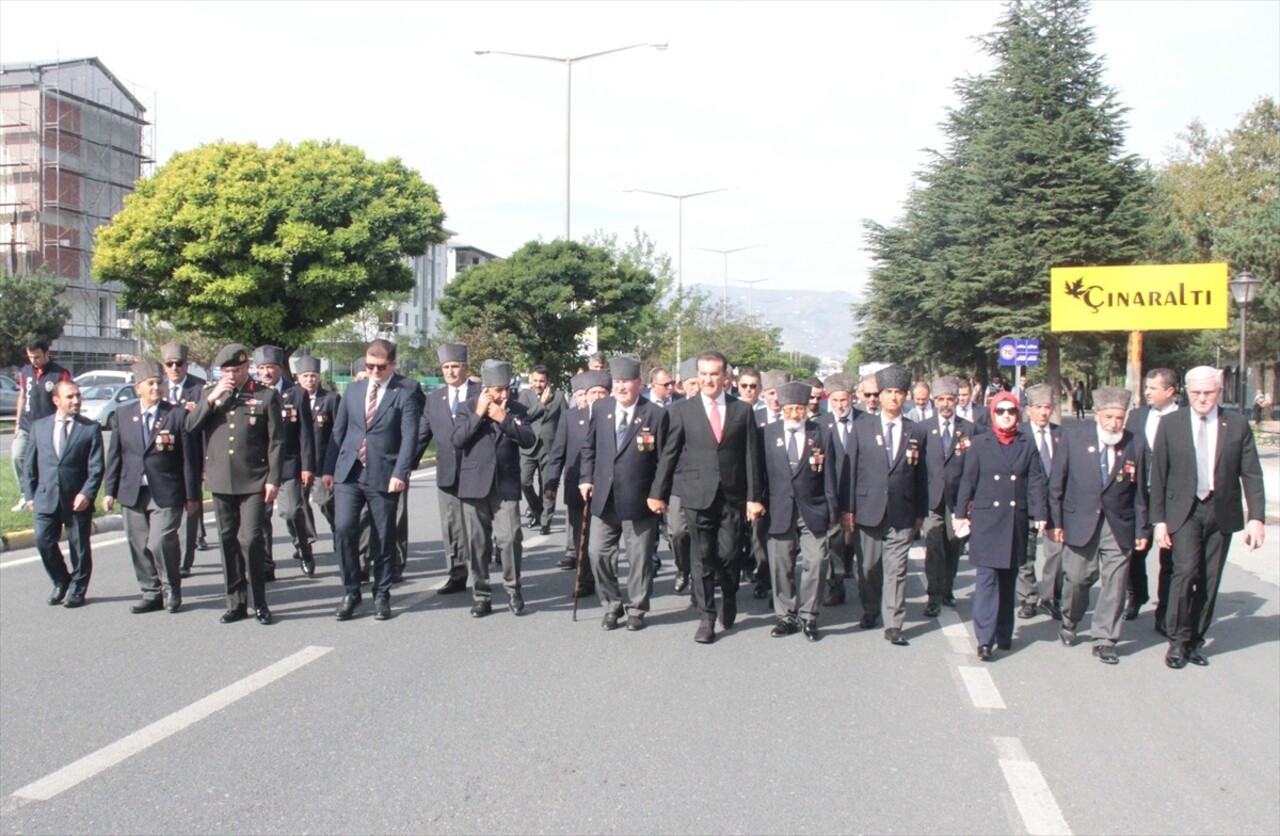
[254, 345, 317, 578]
[103, 359, 202, 614]
[296, 356, 340, 536]
[187, 343, 283, 625]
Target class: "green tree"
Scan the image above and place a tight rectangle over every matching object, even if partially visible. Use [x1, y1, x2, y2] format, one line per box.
[0, 270, 71, 366]
[859, 0, 1151, 395]
[439, 239, 659, 380]
[93, 140, 446, 350]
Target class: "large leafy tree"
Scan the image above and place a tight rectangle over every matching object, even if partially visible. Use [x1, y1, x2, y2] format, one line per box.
[859, 0, 1151, 394]
[0, 270, 71, 366]
[439, 239, 659, 380]
[93, 140, 446, 350]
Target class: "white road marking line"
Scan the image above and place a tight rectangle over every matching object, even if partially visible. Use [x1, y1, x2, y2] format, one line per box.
[0, 556, 40, 570]
[8, 645, 332, 804]
[938, 607, 975, 655]
[958, 665, 1007, 710]
[994, 737, 1073, 836]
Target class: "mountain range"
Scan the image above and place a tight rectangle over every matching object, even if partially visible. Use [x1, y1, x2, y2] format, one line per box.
[688, 283, 862, 361]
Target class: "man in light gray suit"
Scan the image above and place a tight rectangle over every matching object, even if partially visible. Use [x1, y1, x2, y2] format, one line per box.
[517, 364, 564, 535]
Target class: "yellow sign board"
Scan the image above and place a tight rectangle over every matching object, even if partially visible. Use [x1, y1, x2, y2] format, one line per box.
[1050, 263, 1228, 332]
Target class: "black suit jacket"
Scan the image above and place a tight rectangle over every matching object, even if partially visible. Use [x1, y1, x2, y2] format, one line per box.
[417, 381, 474, 492]
[1150, 407, 1265, 535]
[650, 394, 763, 511]
[450, 398, 536, 501]
[309, 386, 341, 467]
[517, 387, 564, 461]
[1049, 422, 1149, 550]
[580, 396, 668, 520]
[817, 409, 863, 514]
[274, 382, 316, 481]
[850, 414, 929, 529]
[924, 414, 977, 512]
[23, 414, 104, 513]
[543, 405, 592, 512]
[762, 419, 839, 536]
[104, 401, 201, 508]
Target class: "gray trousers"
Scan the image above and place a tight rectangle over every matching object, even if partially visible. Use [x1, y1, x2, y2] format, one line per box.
[11, 428, 29, 489]
[123, 487, 184, 602]
[275, 477, 314, 558]
[667, 494, 691, 576]
[1017, 529, 1064, 605]
[856, 522, 913, 629]
[769, 511, 829, 623]
[1062, 520, 1130, 643]
[460, 488, 522, 601]
[306, 478, 336, 535]
[924, 504, 966, 602]
[179, 501, 204, 571]
[825, 526, 856, 592]
[438, 489, 468, 583]
[589, 501, 657, 616]
[520, 453, 553, 526]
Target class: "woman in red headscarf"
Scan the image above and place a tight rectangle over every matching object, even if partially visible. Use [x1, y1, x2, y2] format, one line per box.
[952, 391, 1048, 660]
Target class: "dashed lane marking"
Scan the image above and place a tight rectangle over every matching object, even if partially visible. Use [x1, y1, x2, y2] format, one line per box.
[958, 665, 1007, 710]
[994, 736, 1072, 836]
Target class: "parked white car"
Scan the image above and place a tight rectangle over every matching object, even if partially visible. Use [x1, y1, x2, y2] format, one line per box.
[79, 382, 139, 429]
[74, 370, 134, 388]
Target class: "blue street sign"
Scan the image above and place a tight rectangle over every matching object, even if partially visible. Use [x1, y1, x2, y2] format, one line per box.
[999, 338, 1039, 367]
[998, 338, 1018, 367]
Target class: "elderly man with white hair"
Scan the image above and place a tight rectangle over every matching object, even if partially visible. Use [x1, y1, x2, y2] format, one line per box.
[1149, 366, 1266, 670]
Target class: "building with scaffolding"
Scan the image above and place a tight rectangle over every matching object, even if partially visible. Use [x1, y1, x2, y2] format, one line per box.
[0, 57, 152, 372]
[398, 239, 499, 343]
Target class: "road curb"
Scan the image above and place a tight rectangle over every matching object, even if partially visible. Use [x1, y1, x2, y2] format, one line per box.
[0, 499, 217, 554]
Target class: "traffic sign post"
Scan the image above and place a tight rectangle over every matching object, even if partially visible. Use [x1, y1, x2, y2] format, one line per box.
[998, 337, 1040, 393]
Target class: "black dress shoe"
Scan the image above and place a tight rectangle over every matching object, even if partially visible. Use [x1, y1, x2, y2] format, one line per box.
[197, 537, 210, 551]
[47, 584, 69, 606]
[63, 592, 86, 608]
[884, 628, 909, 646]
[130, 598, 164, 614]
[575, 582, 596, 598]
[299, 555, 316, 577]
[374, 597, 392, 621]
[470, 600, 493, 618]
[859, 613, 878, 630]
[508, 591, 525, 616]
[996, 642, 1011, 651]
[694, 618, 716, 644]
[391, 571, 405, 584]
[167, 597, 182, 614]
[602, 608, 623, 631]
[255, 607, 273, 625]
[1058, 627, 1076, 647]
[626, 615, 645, 632]
[1122, 604, 1139, 621]
[1093, 644, 1119, 664]
[263, 570, 277, 583]
[1188, 648, 1210, 667]
[720, 595, 737, 630]
[752, 583, 769, 600]
[335, 595, 361, 621]
[555, 556, 577, 571]
[1165, 648, 1188, 669]
[437, 577, 467, 595]
[770, 620, 799, 638]
[942, 594, 957, 608]
[1017, 603, 1038, 619]
[802, 620, 820, 642]
[923, 602, 941, 618]
[179, 568, 192, 579]
[978, 644, 994, 661]
[822, 586, 846, 607]
[539, 523, 552, 536]
[220, 607, 248, 624]
[673, 572, 690, 594]
[358, 569, 370, 583]
[1154, 622, 1168, 638]
[1043, 600, 1063, 621]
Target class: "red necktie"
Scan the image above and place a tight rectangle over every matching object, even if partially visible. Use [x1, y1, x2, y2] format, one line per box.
[709, 399, 723, 444]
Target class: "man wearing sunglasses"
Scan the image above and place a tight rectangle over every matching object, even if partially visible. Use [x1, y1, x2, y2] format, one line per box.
[161, 341, 211, 574]
[855, 374, 881, 416]
[645, 368, 681, 409]
[323, 339, 421, 622]
[818, 373, 863, 607]
[1016, 384, 1065, 620]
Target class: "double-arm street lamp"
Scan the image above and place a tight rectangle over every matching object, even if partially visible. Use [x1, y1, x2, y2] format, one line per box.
[733, 277, 773, 318]
[693, 245, 762, 322]
[625, 187, 733, 377]
[1228, 269, 1261, 409]
[476, 43, 667, 241]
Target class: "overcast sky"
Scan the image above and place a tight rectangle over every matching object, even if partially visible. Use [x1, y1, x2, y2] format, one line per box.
[3, 0, 1277, 297]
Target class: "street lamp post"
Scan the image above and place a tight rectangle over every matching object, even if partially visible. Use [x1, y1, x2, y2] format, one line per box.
[476, 43, 667, 241]
[625, 187, 732, 379]
[733, 277, 772, 318]
[693, 245, 762, 322]
[1228, 270, 1261, 410]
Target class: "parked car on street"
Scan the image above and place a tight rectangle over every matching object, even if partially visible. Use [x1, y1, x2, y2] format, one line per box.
[0, 374, 18, 417]
[80, 382, 139, 430]
[74, 370, 133, 388]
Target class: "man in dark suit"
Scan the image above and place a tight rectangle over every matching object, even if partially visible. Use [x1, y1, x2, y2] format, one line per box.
[1017, 383, 1065, 619]
[22, 380, 104, 608]
[1123, 368, 1180, 626]
[849, 365, 929, 646]
[186, 343, 283, 625]
[644, 367, 682, 408]
[103, 360, 202, 614]
[579, 356, 668, 631]
[762, 382, 845, 641]
[743, 368, 790, 599]
[254, 345, 316, 579]
[416, 343, 475, 595]
[517, 364, 564, 535]
[296, 357, 340, 536]
[322, 339, 421, 622]
[13, 339, 73, 513]
[1048, 387, 1150, 664]
[818, 373, 862, 607]
[450, 360, 536, 617]
[1151, 366, 1266, 669]
[544, 371, 609, 596]
[855, 374, 881, 417]
[922, 376, 976, 617]
[161, 341, 210, 573]
[649, 350, 765, 644]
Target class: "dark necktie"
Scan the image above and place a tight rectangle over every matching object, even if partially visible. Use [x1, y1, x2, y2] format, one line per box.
[884, 422, 895, 467]
[1099, 443, 1110, 486]
[144, 411, 154, 447]
[616, 411, 629, 447]
[1038, 428, 1052, 476]
[787, 428, 801, 467]
[359, 383, 378, 465]
[942, 419, 952, 455]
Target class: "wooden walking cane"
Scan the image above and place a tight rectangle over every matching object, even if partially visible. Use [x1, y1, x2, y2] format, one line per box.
[571, 509, 590, 622]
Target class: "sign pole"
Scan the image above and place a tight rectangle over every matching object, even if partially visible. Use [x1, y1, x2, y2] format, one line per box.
[1126, 330, 1144, 403]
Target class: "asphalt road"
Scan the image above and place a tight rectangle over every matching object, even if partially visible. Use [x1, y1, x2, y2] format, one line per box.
[1, 468, 1277, 835]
